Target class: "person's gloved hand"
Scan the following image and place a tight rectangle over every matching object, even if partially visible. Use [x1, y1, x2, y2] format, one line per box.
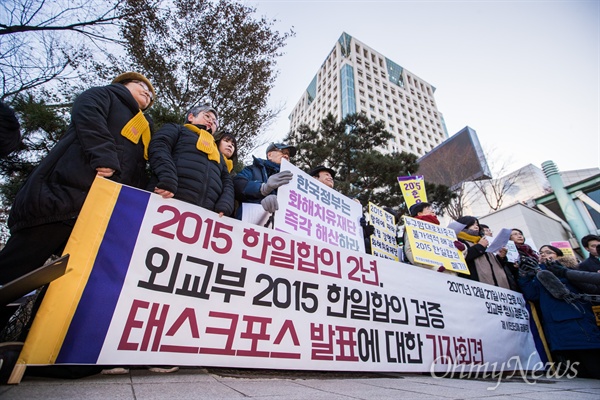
[518, 256, 540, 277]
[260, 171, 293, 196]
[359, 217, 375, 237]
[453, 240, 466, 251]
[363, 223, 375, 237]
[545, 260, 568, 278]
[261, 194, 279, 213]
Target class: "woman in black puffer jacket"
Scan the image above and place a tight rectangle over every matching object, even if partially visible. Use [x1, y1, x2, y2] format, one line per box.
[0, 72, 155, 285]
[147, 105, 234, 217]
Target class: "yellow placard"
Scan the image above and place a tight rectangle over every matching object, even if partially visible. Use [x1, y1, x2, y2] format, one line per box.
[403, 216, 469, 274]
[397, 176, 427, 209]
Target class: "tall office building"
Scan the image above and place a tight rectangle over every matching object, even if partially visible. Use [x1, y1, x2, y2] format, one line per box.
[289, 32, 448, 157]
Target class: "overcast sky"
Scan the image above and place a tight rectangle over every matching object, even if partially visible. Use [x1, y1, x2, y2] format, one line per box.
[247, 0, 599, 176]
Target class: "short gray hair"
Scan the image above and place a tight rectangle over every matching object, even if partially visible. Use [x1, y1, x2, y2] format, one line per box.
[185, 104, 219, 130]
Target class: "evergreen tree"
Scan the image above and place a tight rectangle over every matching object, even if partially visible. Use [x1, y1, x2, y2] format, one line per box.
[0, 94, 69, 240]
[285, 112, 455, 218]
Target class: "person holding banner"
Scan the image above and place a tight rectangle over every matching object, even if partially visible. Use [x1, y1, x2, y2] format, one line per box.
[308, 165, 335, 188]
[456, 216, 517, 290]
[147, 105, 234, 217]
[0, 72, 156, 285]
[233, 142, 296, 218]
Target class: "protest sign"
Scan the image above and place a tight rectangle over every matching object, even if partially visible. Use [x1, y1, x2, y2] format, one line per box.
[16, 178, 540, 377]
[403, 217, 469, 274]
[550, 241, 576, 259]
[397, 176, 427, 209]
[368, 202, 398, 261]
[275, 159, 365, 252]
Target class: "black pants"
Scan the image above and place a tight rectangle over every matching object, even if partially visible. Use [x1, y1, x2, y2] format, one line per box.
[554, 349, 600, 379]
[0, 221, 74, 285]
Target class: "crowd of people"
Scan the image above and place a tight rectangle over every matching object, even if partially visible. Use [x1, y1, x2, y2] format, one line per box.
[1, 73, 599, 379]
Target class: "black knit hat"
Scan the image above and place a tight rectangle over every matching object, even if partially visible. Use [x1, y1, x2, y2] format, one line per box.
[308, 165, 336, 179]
[409, 202, 431, 217]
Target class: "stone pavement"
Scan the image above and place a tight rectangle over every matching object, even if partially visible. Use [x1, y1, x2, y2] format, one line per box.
[1, 367, 599, 399]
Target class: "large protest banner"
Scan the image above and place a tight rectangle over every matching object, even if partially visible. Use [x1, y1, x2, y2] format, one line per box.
[16, 178, 541, 375]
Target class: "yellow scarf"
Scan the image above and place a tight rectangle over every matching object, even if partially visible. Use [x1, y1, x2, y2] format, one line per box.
[457, 231, 481, 244]
[120, 110, 151, 160]
[183, 124, 221, 163]
[224, 157, 233, 172]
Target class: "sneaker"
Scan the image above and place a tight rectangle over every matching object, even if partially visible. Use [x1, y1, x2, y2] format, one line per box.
[536, 270, 572, 300]
[147, 366, 179, 373]
[101, 367, 130, 375]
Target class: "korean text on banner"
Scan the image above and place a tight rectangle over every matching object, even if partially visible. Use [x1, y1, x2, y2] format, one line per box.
[368, 202, 398, 261]
[403, 216, 469, 274]
[275, 159, 365, 253]
[397, 176, 427, 209]
[20, 179, 541, 374]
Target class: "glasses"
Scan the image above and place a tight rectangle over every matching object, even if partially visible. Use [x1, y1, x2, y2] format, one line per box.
[202, 112, 218, 125]
[132, 80, 153, 101]
[275, 149, 291, 156]
[539, 250, 557, 255]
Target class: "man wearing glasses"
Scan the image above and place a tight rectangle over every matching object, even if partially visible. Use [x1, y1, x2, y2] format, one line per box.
[233, 142, 296, 219]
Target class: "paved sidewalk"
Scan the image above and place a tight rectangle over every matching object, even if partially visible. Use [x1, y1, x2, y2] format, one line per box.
[1, 367, 599, 399]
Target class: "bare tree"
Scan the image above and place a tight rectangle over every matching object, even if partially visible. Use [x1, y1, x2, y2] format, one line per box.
[471, 148, 523, 211]
[0, 0, 158, 99]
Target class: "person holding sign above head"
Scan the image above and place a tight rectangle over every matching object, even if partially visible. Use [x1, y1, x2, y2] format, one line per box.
[402, 202, 458, 275]
[456, 216, 517, 290]
[147, 104, 234, 217]
[233, 142, 296, 218]
[0, 72, 156, 285]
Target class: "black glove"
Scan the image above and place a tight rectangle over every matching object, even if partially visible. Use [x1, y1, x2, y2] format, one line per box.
[261, 194, 279, 213]
[260, 171, 293, 196]
[545, 260, 568, 278]
[360, 217, 376, 237]
[518, 256, 540, 278]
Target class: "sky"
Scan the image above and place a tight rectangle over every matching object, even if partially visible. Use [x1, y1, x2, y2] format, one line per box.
[246, 0, 599, 176]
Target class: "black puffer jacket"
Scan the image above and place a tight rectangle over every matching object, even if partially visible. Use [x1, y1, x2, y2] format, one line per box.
[8, 84, 151, 232]
[147, 123, 234, 216]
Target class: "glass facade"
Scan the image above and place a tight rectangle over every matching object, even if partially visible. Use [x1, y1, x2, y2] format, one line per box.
[385, 57, 404, 88]
[340, 64, 356, 118]
[338, 32, 352, 58]
[306, 75, 317, 105]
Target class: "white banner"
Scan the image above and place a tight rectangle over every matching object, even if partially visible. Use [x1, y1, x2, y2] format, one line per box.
[95, 189, 539, 371]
